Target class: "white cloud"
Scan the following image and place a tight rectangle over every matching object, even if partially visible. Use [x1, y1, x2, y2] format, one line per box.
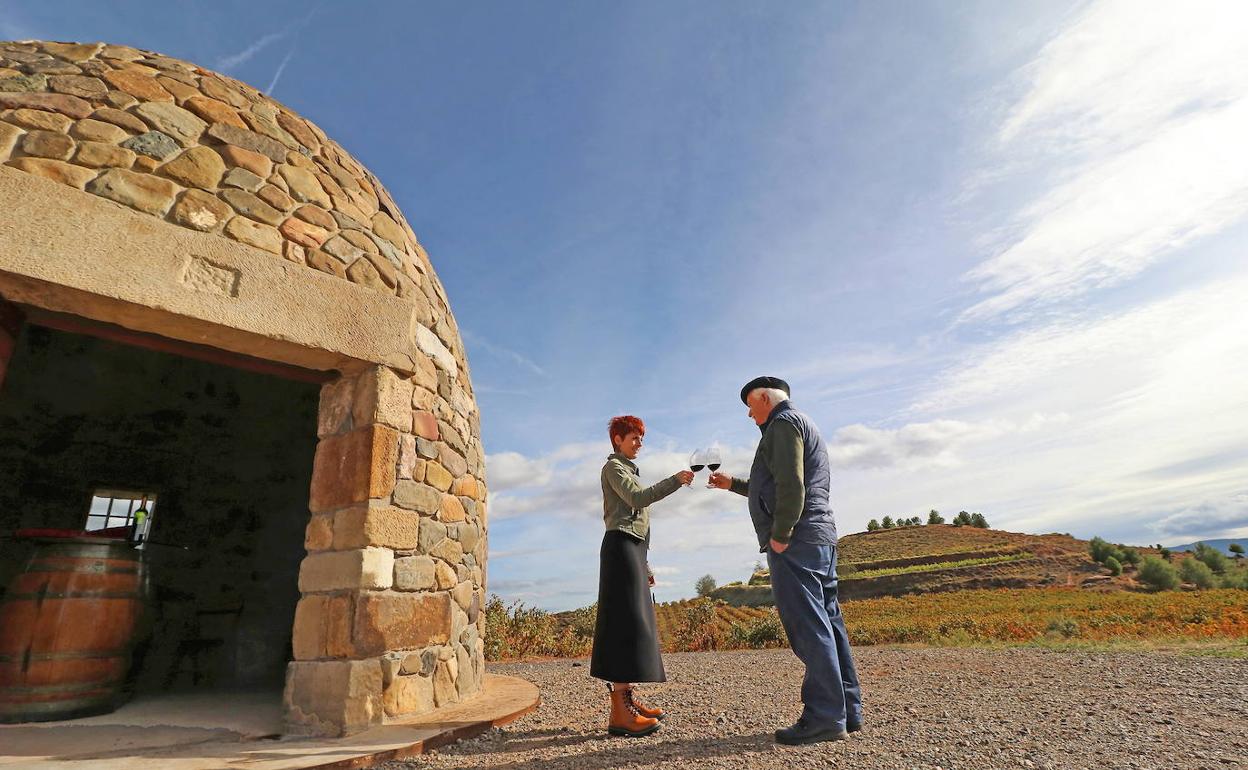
[1154, 493, 1248, 541]
[961, 0, 1248, 322]
[485, 451, 553, 493]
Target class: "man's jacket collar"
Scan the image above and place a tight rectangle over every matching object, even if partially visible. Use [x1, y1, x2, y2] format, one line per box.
[758, 400, 794, 433]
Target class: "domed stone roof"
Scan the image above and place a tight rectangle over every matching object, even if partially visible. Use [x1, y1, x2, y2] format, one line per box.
[0, 39, 467, 380]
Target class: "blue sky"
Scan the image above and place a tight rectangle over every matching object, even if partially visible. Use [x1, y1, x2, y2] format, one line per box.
[6, 1, 1247, 610]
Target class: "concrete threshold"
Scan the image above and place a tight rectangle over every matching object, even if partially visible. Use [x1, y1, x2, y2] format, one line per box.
[0, 674, 539, 769]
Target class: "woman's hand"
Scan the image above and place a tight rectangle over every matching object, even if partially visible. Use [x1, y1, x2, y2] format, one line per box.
[676, 470, 695, 485]
[708, 471, 733, 490]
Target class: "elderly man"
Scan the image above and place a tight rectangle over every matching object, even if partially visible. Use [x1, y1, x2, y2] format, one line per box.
[709, 376, 862, 745]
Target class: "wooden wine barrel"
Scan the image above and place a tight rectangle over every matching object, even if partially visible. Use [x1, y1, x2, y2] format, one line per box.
[0, 535, 145, 722]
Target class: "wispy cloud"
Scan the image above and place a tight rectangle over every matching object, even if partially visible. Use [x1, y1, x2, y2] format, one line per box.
[463, 329, 548, 377]
[960, 0, 1248, 323]
[216, 31, 287, 71]
[266, 45, 297, 95]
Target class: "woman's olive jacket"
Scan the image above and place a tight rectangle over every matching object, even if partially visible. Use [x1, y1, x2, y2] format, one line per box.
[600, 452, 683, 542]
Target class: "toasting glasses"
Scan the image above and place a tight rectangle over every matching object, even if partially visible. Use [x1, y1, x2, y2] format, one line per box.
[689, 447, 723, 488]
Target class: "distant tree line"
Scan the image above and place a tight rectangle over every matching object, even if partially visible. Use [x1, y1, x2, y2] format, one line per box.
[1090, 537, 1248, 591]
[866, 509, 988, 532]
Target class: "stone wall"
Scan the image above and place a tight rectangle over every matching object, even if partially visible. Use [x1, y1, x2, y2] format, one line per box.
[285, 362, 487, 735]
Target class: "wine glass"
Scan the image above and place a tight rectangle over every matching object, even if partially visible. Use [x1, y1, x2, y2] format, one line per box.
[687, 449, 705, 488]
[704, 447, 722, 488]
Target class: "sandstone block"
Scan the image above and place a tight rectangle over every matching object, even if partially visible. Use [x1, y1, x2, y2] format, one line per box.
[257, 183, 294, 211]
[353, 591, 451, 656]
[70, 118, 127, 143]
[284, 659, 383, 737]
[201, 76, 248, 108]
[277, 111, 320, 150]
[221, 166, 263, 191]
[451, 581, 474, 611]
[221, 188, 285, 224]
[350, 366, 414, 433]
[317, 375, 355, 438]
[346, 256, 386, 291]
[280, 216, 330, 248]
[295, 204, 335, 230]
[121, 130, 179, 160]
[455, 644, 477, 700]
[156, 75, 200, 103]
[438, 495, 466, 524]
[87, 167, 178, 215]
[292, 594, 354, 660]
[383, 672, 435, 717]
[415, 437, 438, 461]
[298, 547, 394, 592]
[207, 122, 288, 161]
[372, 211, 407, 248]
[48, 74, 107, 98]
[184, 95, 246, 128]
[308, 424, 400, 512]
[133, 101, 206, 146]
[437, 444, 468, 478]
[159, 145, 225, 188]
[0, 73, 47, 92]
[389, 479, 435, 515]
[418, 518, 448, 554]
[305, 514, 334, 551]
[308, 248, 347, 278]
[217, 143, 273, 177]
[332, 505, 420, 550]
[171, 188, 231, 231]
[431, 538, 463, 564]
[433, 659, 458, 707]
[0, 122, 20, 162]
[224, 215, 282, 254]
[401, 648, 438, 676]
[74, 140, 135, 168]
[21, 130, 74, 160]
[279, 163, 331, 207]
[91, 108, 148, 135]
[458, 522, 480, 554]
[5, 108, 72, 132]
[434, 560, 457, 590]
[0, 91, 92, 118]
[102, 68, 172, 102]
[6, 157, 96, 189]
[393, 555, 436, 591]
[424, 462, 452, 492]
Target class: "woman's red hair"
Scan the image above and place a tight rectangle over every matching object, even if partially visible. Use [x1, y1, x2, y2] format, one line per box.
[608, 415, 646, 446]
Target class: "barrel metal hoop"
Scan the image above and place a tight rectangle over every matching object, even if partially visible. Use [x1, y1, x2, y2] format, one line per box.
[2, 591, 141, 601]
[0, 649, 129, 663]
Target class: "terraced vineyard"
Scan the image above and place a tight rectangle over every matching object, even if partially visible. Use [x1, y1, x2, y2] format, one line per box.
[653, 589, 1248, 649]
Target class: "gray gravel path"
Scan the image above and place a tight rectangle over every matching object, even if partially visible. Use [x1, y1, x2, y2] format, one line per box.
[382, 647, 1248, 770]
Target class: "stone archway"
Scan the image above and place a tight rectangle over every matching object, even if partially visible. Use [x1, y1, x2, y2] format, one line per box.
[0, 40, 488, 737]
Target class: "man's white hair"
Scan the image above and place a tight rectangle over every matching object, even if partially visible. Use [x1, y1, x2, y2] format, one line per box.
[749, 387, 789, 406]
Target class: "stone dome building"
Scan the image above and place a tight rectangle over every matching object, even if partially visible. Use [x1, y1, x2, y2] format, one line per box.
[0, 40, 488, 736]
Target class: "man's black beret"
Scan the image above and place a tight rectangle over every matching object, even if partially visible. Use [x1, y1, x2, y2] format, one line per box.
[740, 376, 790, 404]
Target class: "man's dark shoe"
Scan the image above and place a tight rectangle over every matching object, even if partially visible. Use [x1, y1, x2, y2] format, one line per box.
[847, 719, 862, 733]
[774, 718, 849, 745]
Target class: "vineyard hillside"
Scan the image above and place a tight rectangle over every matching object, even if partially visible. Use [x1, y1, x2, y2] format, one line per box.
[710, 525, 1155, 605]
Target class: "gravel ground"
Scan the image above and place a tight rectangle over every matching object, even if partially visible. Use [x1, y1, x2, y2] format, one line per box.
[382, 647, 1248, 770]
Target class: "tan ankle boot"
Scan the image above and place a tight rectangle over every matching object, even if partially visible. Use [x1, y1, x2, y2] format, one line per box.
[624, 686, 665, 721]
[608, 685, 660, 737]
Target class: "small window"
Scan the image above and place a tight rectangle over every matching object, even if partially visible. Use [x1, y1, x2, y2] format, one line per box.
[86, 490, 156, 539]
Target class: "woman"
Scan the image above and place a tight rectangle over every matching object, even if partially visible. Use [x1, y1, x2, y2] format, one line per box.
[590, 415, 694, 738]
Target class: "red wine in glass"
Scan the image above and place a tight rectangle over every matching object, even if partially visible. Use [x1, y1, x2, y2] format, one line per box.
[689, 449, 705, 473]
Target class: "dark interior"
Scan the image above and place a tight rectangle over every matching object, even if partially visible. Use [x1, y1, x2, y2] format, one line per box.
[0, 322, 320, 692]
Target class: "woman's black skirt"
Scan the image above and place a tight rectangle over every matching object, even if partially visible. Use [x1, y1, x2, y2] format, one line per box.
[589, 530, 666, 683]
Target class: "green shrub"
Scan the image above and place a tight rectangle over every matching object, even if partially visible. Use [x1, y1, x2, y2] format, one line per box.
[928, 509, 945, 525]
[1105, 556, 1122, 576]
[1089, 536, 1126, 566]
[1229, 543, 1244, 559]
[695, 574, 717, 597]
[1179, 557, 1217, 589]
[1045, 618, 1080, 639]
[728, 609, 788, 648]
[483, 595, 593, 661]
[1137, 556, 1180, 591]
[1193, 543, 1229, 575]
[1120, 547, 1141, 566]
[970, 512, 989, 528]
[1219, 566, 1248, 589]
[881, 516, 894, 529]
[672, 598, 723, 651]
[867, 519, 880, 531]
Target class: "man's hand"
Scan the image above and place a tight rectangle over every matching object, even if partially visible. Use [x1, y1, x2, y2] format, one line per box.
[708, 472, 733, 490]
[769, 538, 789, 553]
